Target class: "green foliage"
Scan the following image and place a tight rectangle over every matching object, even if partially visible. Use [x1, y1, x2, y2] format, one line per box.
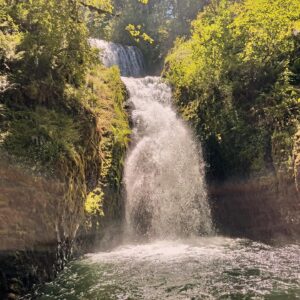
[165, 0, 300, 180]
[0, 0, 115, 100]
[84, 0, 113, 13]
[0, 2, 23, 93]
[85, 65, 131, 188]
[125, 24, 154, 44]
[98, 0, 207, 71]
[13, 0, 96, 88]
[0, 0, 130, 225]
[3, 106, 80, 168]
[1, 65, 130, 224]
[79, 65, 130, 225]
[85, 188, 104, 215]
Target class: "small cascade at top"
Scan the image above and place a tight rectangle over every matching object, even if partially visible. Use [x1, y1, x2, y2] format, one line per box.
[90, 38, 145, 77]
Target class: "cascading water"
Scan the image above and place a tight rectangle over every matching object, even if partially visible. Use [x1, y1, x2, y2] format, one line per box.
[89, 38, 145, 77]
[91, 38, 213, 238]
[123, 77, 213, 238]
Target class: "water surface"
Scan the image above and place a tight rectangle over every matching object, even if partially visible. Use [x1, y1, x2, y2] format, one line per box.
[35, 237, 300, 299]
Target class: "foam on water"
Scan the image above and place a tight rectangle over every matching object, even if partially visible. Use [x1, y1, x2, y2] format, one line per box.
[36, 238, 300, 299]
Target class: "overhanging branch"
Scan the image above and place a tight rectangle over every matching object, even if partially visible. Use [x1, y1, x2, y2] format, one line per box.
[79, 2, 120, 16]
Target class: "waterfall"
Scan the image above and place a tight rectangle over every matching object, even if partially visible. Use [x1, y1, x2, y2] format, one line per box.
[90, 38, 145, 77]
[123, 77, 213, 238]
[91, 39, 213, 238]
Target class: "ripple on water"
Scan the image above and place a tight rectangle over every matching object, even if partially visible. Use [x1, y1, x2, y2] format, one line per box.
[34, 237, 300, 300]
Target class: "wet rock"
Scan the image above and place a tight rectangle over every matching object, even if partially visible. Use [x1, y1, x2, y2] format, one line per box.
[8, 278, 23, 295]
[210, 175, 300, 242]
[7, 292, 18, 300]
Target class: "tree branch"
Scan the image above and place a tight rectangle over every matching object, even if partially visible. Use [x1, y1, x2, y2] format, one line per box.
[0, 76, 18, 94]
[79, 2, 120, 16]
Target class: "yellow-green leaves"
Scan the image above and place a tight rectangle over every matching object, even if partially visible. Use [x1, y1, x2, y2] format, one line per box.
[167, 0, 300, 88]
[294, 20, 300, 35]
[83, 0, 113, 13]
[85, 188, 104, 215]
[125, 24, 154, 44]
[230, 0, 300, 65]
[165, 0, 300, 178]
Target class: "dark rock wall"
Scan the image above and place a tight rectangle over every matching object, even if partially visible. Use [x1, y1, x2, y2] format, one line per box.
[210, 129, 300, 243]
[210, 175, 300, 243]
[0, 155, 70, 299]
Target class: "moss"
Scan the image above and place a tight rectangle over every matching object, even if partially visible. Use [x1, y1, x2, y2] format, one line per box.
[272, 131, 295, 174]
[85, 188, 104, 215]
[1, 62, 130, 249]
[3, 106, 80, 173]
[81, 65, 131, 230]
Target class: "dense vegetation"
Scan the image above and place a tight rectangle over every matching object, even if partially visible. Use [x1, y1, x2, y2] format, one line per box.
[165, 0, 300, 181]
[90, 0, 208, 72]
[0, 0, 130, 226]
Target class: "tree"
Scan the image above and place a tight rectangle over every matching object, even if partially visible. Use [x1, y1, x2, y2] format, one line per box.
[165, 0, 300, 179]
[0, 0, 115, 104]
[99, 0, 208, 71]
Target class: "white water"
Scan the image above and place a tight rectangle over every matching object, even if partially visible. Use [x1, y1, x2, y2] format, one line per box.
[91, 38, 213, 239]
[123, 77, 213, 238]
[90, 38, 145, 77]
[37, 238, 300, 299]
